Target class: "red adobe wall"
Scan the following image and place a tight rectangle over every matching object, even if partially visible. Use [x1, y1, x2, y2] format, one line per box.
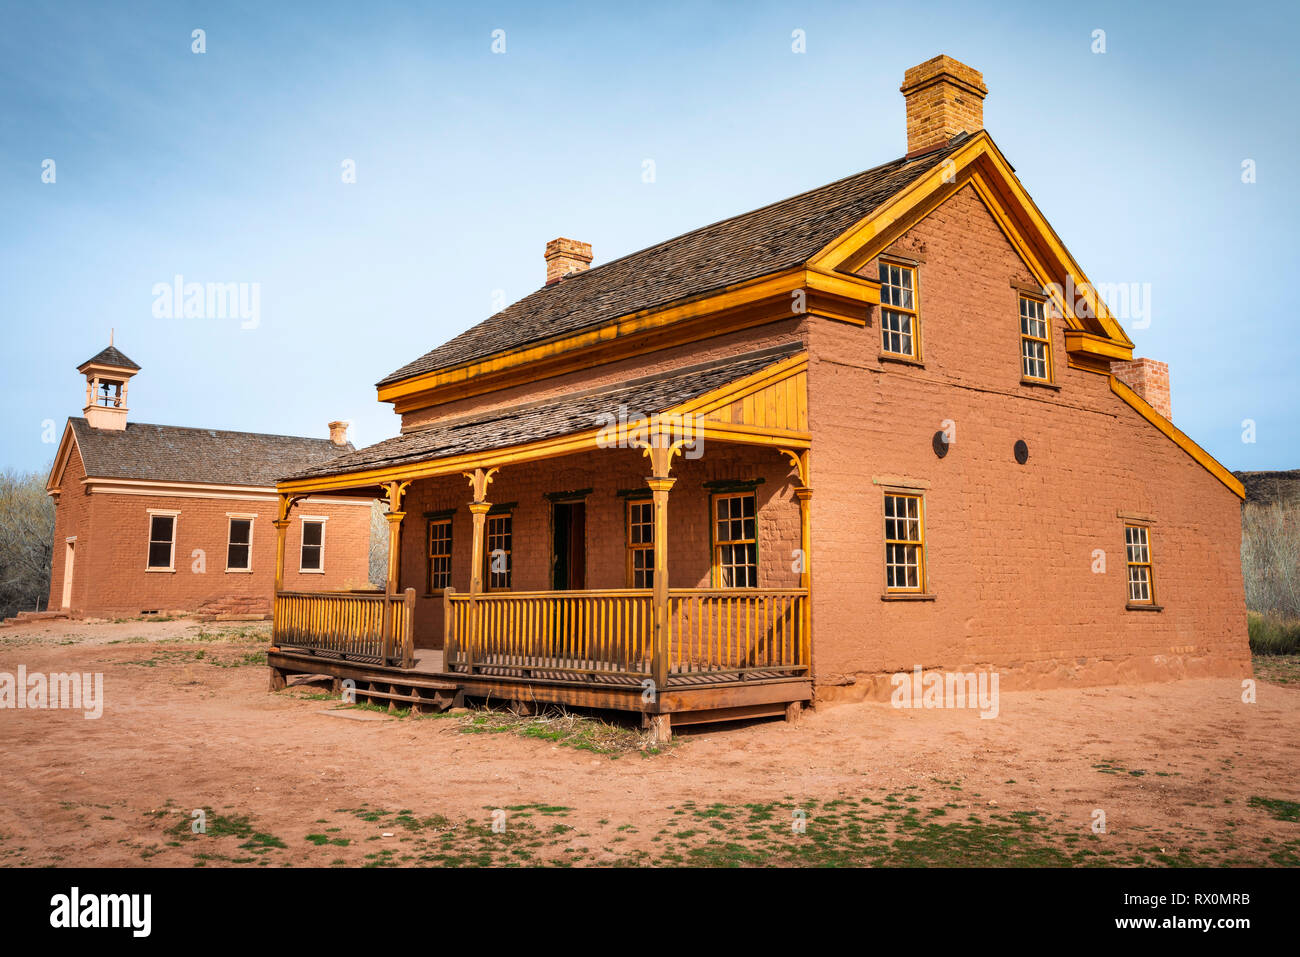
[806, 182, 1249, 697]
[396, 444, 803, 648]
[48, 445, 373, 618]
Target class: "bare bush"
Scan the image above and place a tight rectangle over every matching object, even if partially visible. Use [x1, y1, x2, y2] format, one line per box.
[1241, 502, 1300, 619]
[0, 469, 55, 618]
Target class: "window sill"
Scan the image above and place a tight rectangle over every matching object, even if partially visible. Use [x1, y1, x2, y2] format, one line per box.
[881, 592, 937, 602]
[1020, 377, 1061, 390]
[225, 568, 253, 574]
[879, 352, 924, 368]
[1126, 602, 1164, 612]
[298, 569, 325, 575]
[145, 567, 175, 573]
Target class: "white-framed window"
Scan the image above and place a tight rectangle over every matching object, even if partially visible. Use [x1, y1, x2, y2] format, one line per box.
[226, 514, 255, 572]
[1125, 524, 1155, 604]
[883, 493, 926, 592]
[146, 510, 179, 570]
[300, 517, 327, 573]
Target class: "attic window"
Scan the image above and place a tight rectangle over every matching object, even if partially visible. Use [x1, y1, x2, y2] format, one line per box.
[1019, 294, 1052, 382]
[879, 261, 919, 359]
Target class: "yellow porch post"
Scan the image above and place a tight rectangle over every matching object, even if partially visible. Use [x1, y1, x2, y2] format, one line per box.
[463, 468, 497, 674]
[381, 481, 410, 664]
[644, 444, 681, 692]
[781, 449, 813, 686]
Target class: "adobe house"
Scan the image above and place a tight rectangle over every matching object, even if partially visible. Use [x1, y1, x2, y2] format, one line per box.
[46, 342, 373, 618]
[266, 55, 1249, 739]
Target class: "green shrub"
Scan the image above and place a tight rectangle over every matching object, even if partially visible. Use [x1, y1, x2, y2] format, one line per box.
[1248, 611, 1300, 655]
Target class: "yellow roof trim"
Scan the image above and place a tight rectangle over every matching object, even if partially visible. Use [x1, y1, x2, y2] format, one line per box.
[1109, 375, 1244, 500]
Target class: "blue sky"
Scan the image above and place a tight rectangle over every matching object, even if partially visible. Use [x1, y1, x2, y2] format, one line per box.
[2, 0, 1296, 475]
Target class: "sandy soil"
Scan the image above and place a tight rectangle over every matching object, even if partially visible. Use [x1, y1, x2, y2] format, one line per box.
[2, 619, 1297, 867]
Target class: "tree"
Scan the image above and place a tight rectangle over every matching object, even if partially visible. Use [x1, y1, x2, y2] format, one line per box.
[0, 469, 55, 618]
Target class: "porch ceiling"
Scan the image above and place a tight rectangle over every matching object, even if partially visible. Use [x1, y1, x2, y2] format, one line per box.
[279, 344, 810, 495]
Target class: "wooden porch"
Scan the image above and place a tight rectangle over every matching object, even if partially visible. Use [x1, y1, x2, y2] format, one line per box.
[268, 585, 812, 739]
[267, 348, 817, 741]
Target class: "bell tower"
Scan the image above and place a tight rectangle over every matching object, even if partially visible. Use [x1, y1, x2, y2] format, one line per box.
[78, 338, 140, 431]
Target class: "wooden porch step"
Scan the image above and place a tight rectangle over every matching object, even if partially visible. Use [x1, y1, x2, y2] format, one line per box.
[355, 681, 461, 715]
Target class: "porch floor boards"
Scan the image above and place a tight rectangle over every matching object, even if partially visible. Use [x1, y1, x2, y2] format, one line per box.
[268, 645, 812, 726]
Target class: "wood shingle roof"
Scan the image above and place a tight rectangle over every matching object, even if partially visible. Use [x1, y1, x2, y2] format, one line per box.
[377, 143, 963, 387]
[69, 418, 353, 488]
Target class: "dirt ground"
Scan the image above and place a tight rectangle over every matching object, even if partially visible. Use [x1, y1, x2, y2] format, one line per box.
[2, 619, 1297, 867]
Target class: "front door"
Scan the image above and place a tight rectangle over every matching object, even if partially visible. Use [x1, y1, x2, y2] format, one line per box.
[61, 540, 75, 609]
[552, 501, 586, 590]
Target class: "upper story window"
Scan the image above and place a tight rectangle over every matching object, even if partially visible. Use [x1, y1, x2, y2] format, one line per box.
[147, 513, 176, 570]
[879, 261, 919, 358]
[1019, 294, 1052, 381]
[300, 519, 325, 572]
[713, 492, 758, 587]
[627, 499, 654, 588]
[226, 517, 253, 571]
[884, 493, 926, 592]
[427, 517, 453, 592]
[1124, 525, 1155, 604]
[486, 512, 513, 590]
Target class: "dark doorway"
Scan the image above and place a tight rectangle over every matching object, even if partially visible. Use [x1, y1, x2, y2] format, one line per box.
[552, 501, 587, 590]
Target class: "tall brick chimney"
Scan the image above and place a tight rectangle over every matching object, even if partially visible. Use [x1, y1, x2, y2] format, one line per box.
[1112, 358, 1172, 420]
[900, 55, 988, 156]
[328, 420, 350, 446]
[545, 237, 593, 285]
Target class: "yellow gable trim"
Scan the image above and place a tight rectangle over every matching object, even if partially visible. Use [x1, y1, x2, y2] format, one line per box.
[1110, 375, 1244, 500]
[809, 132, 1134, 351]
[283, 355, 812, 495]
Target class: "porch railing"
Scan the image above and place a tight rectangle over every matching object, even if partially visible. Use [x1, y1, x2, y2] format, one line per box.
[445, 587, 809, 683]
[272, 588, 416, 668]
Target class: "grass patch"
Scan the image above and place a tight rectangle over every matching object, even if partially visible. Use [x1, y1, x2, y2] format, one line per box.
[1253, 653, 1300, 686]
[1248, 796, 1300, 823]
[456, 706, 660, 755]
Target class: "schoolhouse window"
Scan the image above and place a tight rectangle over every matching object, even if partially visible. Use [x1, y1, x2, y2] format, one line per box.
[300, 519, 325, 572]
[1019, 294, 1052, 381]
[226, 518, 253, 571]
[713, 492, 758, 587]
[879, 261, 919, 358]
[1125, 525, 1155, 604]
[486, 512, 512, 589]
[884, 493, 926, 592]
[427, 517, 453, 591]
[147, 514, 176, 570]
[627, 499, 654, 588]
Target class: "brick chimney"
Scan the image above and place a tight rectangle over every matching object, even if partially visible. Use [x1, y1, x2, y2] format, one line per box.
[1112, 358, 1172, 420]
[545, 238, 593, 285]
[328, 420, 350, 446]
[900, 55, 988, 156]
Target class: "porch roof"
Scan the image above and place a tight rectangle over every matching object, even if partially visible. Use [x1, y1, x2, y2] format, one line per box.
[283, 343, 804, 487]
